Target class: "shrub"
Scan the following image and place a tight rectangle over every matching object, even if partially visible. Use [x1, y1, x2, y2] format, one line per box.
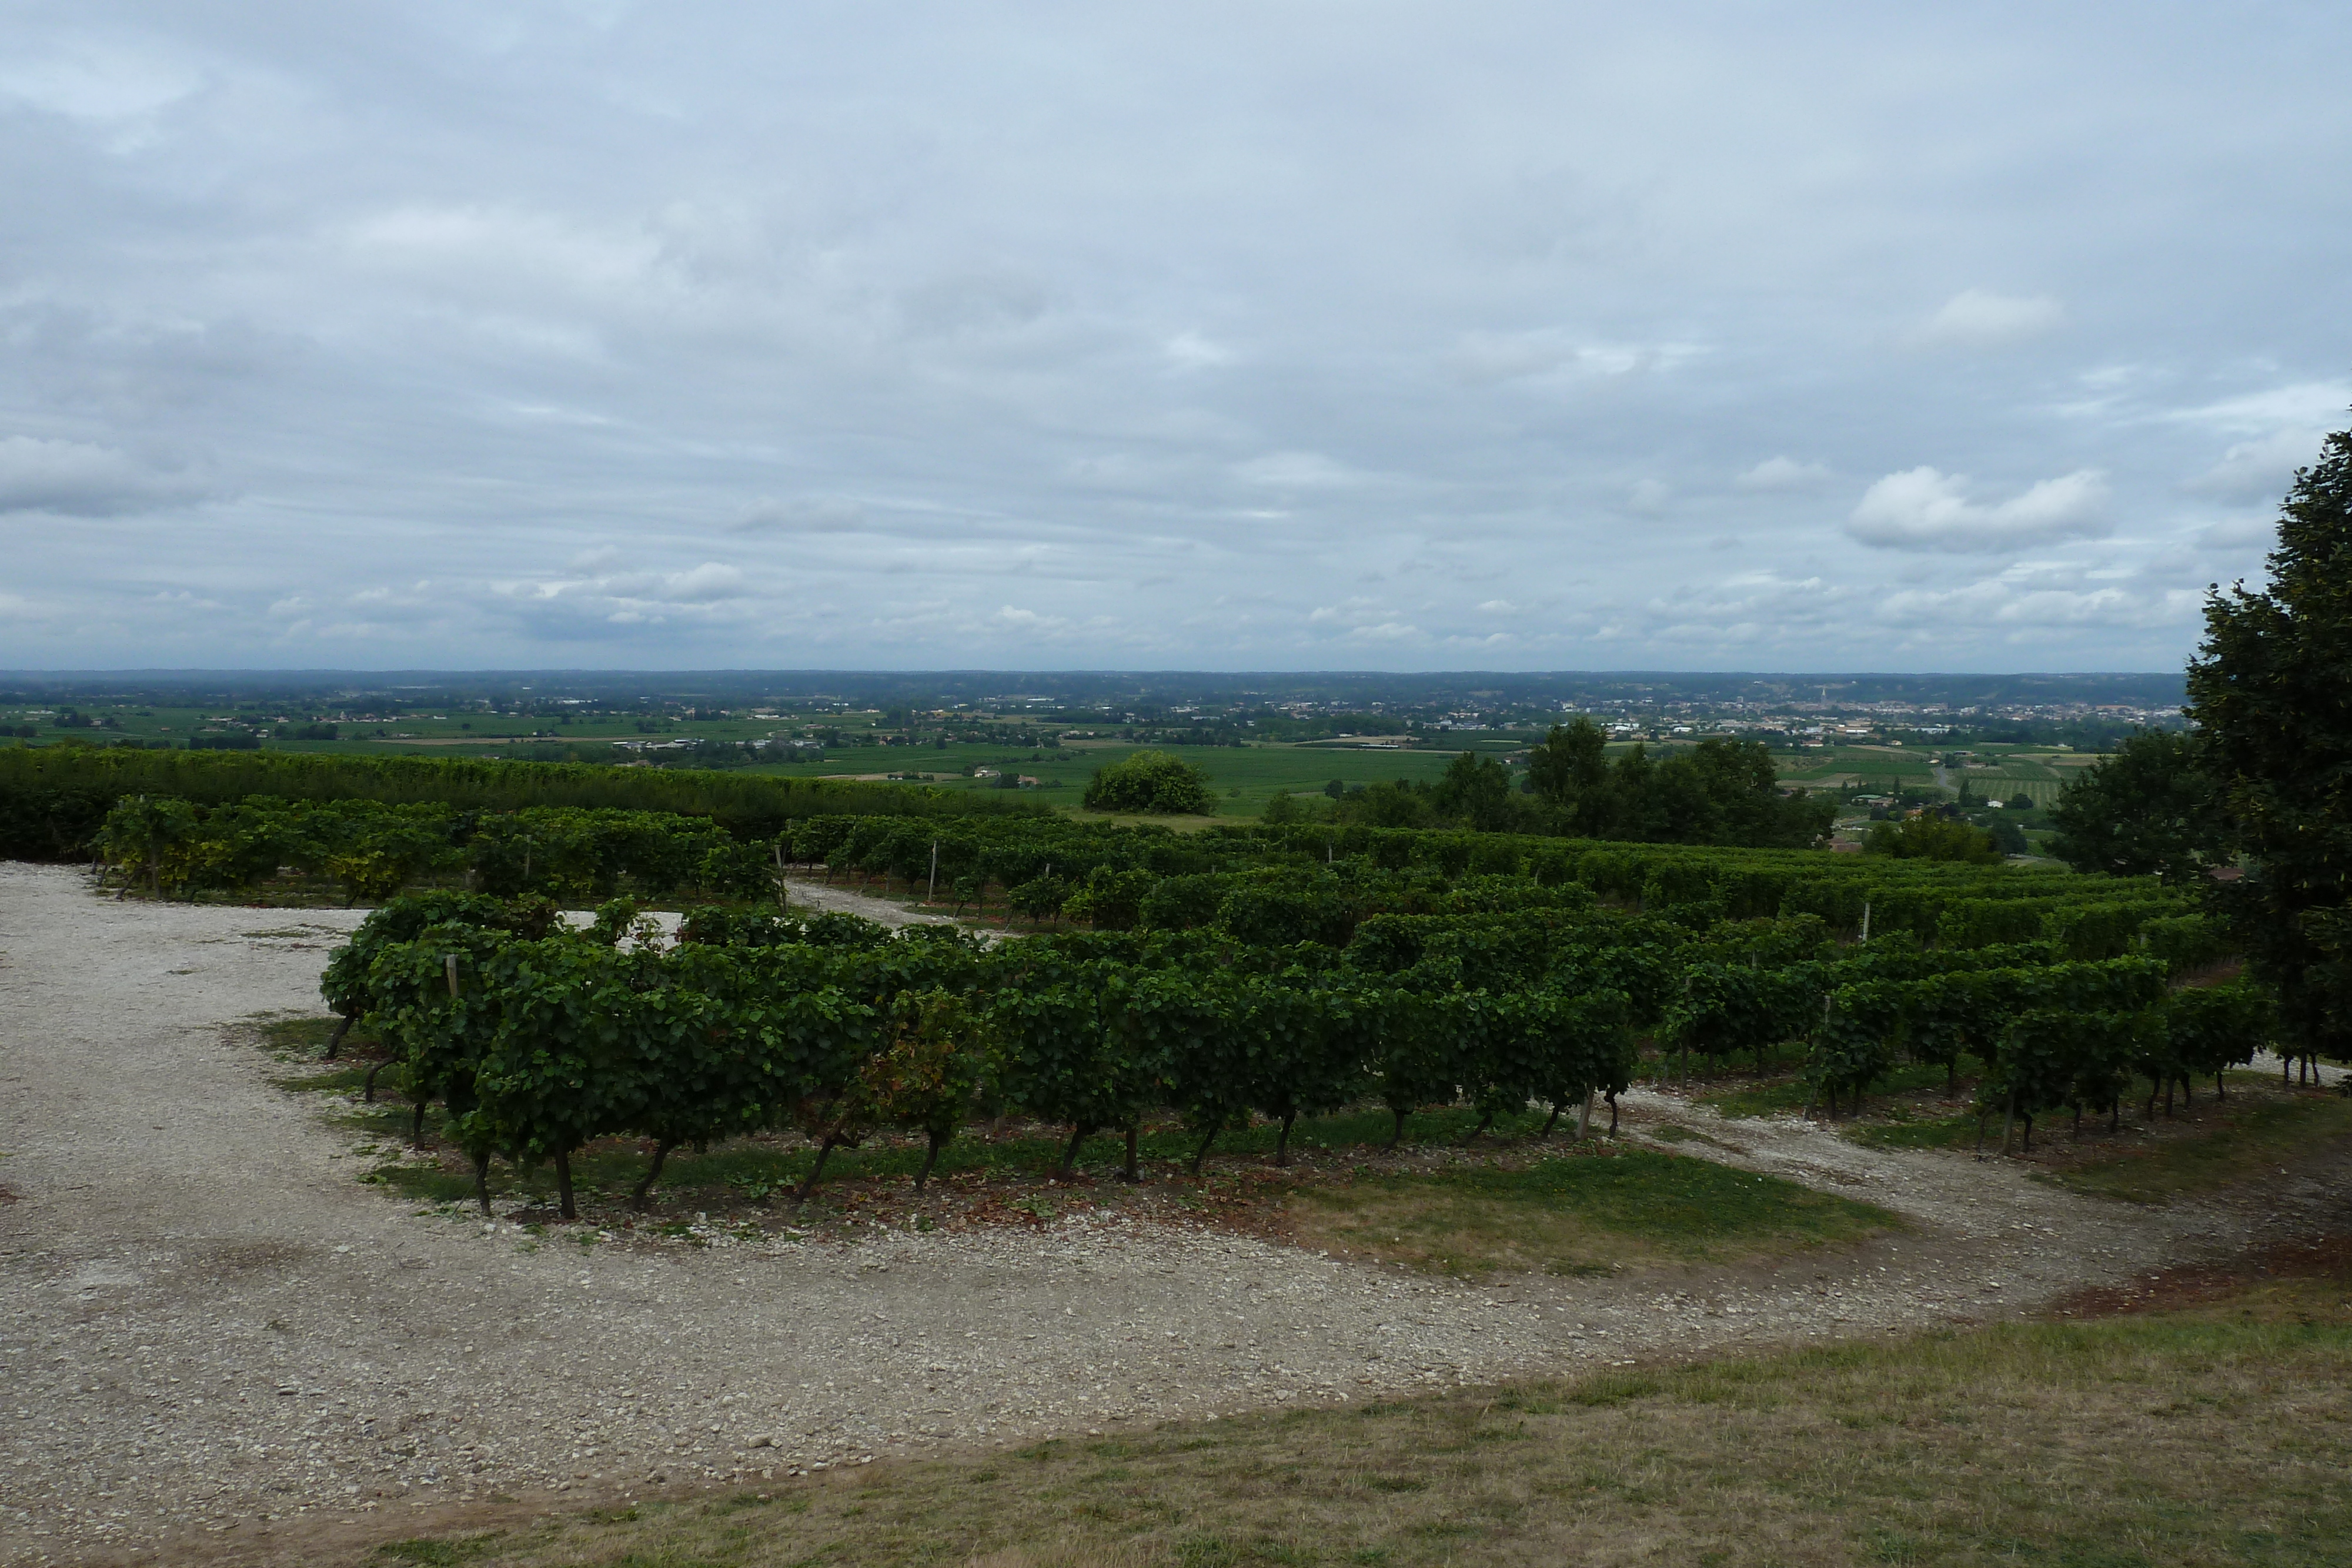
[1083, 750, 1214, 815]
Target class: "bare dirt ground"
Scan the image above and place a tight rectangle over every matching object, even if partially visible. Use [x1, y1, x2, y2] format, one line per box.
[2, 859, 2346, 1566]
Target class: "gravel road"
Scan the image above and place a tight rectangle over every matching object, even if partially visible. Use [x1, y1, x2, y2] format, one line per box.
[0, 861, 2331, 1564]
[773, 873, 963, 928]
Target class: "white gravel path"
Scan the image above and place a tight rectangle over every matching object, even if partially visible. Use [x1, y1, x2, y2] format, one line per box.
[0, 861, 2330, 1564]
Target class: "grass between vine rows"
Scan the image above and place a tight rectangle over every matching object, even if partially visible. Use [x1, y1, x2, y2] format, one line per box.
[362, 1245, 2352, 1568]
[254, 1017, 1895, 1279]
[1688, 1039, 2352, 1205]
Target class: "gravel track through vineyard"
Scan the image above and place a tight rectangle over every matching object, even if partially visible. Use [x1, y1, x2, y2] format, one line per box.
[0, 861, 2334, 1566]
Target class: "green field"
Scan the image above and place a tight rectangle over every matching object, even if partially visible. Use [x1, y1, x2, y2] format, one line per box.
[2, 707, 1492, 821]
[13, 702, 2115, 821]
[1777, 746, 1936, 783]
[1772, 744, 2103, 811]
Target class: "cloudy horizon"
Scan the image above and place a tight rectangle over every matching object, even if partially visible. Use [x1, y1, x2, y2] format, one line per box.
[3, 2, 2347, 673]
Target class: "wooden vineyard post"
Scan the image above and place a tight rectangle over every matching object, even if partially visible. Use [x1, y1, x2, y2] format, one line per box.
[928, 840, 938, 905]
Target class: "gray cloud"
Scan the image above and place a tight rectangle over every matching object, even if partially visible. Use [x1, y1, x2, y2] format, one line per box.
[730, 497, 871, 534]
[0, 3, 2346, 672]
[0, 436, 213, 516]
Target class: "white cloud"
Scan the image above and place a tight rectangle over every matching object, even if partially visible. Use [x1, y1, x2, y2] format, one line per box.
[1476, 599, 1521, 614]
[2185, 427, 2324, 500]
[1449, 330, 1702, 385]
[1912, 289, 2063, 347]
[0, 436, 211, 516]
[344, 205, 663, 300]
[0, 45, 201, 123]
[1875, 575, 2198, 633]
[1847, 467, 2110, 553]
[1737, 456, 1831, 489]
[663, 563, 746, 601]
[1164, 332, 1234, 369]
[2193, 517, 2274, 551]
[2171, 382, 2351, 433]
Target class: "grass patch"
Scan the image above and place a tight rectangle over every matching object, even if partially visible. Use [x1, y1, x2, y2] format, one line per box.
[254, 1014, 353, 1059]
[1644, 1121, 1730, 1149]
[282, 1062, 382, 1096]
[1839, 1074, 2352, 1199]
[369, 1269, 2352, 1567]
[249, 1014, 393, 1098]
[1282, 1146, 1897, 1278]
[2042, 1085, 2352, 1204]
[1699, 1056, 1974, 1120]
[375, 1533, 506, 1565]
[1848, 1111, 1985, 1151]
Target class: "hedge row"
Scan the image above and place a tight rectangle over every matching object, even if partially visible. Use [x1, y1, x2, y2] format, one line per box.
[0, 744, 1038, 861]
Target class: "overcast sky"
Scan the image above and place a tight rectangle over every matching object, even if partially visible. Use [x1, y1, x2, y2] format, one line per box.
[3, 2, 2347, 673]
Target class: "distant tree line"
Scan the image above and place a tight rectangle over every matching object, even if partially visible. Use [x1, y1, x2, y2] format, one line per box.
[1269, 722, 1833, 850]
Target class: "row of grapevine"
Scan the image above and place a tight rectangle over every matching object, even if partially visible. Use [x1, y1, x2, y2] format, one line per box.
[776, 813, 2199, 951]
[71, 757, 2214, 988]
[328, 874, 2269, 1216]
[336, 895, 1645, 1216]
[88, 790, 2204, 982]
[93, 797, 783, 904]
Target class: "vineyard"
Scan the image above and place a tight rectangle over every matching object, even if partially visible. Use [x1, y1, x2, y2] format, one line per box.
[300, 804, 2287, 1225]
[0, 744, 1040, 864]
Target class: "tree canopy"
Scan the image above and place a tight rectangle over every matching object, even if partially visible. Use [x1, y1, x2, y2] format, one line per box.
[1083, 748, 1215, 815]
[2045, 730, 2217, 882]
[1274, 723, 1832, 847]
[1522, 720, 1835, 848]
[2186, 416, 2352, 1064]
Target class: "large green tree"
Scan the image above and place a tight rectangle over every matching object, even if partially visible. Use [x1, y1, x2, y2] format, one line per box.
[2045, 730, 2217, 882]
[1432, 750, 1516, 830]
[1523, 717, 1612, 833]
[2185, 419, 2352, 1064]
[1521, 720, 1830, 847]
